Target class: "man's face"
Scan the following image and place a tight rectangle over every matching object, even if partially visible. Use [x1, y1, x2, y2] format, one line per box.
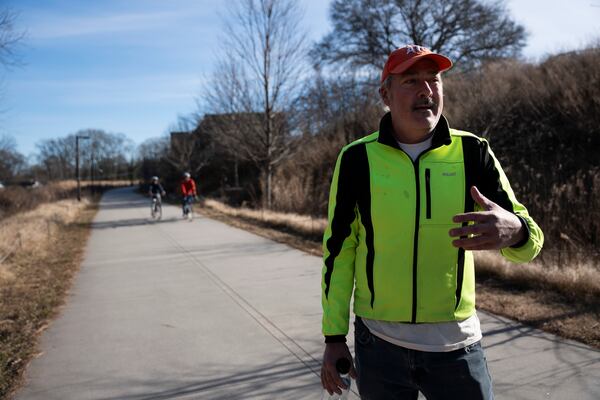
[380, 59, 443, 143]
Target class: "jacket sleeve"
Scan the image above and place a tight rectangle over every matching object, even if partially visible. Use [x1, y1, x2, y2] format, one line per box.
[478, 140, 544, 263]
[321, 148, 359, 342]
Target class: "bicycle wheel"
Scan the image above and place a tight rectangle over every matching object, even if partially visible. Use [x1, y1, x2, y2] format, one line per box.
[151, 201, 157, 219]
[156, 203, 162, 220]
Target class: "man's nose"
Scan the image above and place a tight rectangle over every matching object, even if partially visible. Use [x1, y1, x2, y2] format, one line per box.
[417, 80, 433, 97]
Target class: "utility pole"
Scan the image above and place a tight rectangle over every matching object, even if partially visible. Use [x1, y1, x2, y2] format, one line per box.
[90, 151, 95, 196]
[76, 135, 89, 201]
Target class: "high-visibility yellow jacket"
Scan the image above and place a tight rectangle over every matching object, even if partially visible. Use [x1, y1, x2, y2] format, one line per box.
[322, 113, 543, 342]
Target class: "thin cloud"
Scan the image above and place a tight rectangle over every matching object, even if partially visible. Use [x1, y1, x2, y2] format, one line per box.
[11, 74, 207, 105]
[28, 10, 197, 39]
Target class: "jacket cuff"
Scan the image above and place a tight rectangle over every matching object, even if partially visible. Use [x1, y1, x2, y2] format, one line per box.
[510, 215, 530, 248]
[324, 335, 347, 343]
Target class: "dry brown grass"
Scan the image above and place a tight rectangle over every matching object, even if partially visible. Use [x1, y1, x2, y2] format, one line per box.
[0, 199, 97, 398]
[476, 281, 600, 348]
[475, 251, 600, 304]
[200, 200, 600, 349]
[204, 199, 327, 242]
[52, 179, 133, 190]
[200, 201, 323, 256]
[474, 252, 600, 347]
[444, 49, 600, 274]
[0, 180, 131, 222]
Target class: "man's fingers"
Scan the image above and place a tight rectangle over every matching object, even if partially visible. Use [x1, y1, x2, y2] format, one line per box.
[320, 367, 333, 395]
[449, 223, 489, 238]
[453, 211, 491, 224]
[321, 362, 344, 395]
[322, 344, 352, 393]
[325, 369, 343, 394]
[329, 368, 343, 392]
[455, 241, 498, 250]
[349, 364, 357, 380]
[321, 369, 336, 395]
[452, 235, 495, 249]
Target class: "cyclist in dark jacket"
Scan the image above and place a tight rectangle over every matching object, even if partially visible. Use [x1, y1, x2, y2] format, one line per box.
[148, 176, 166, 200]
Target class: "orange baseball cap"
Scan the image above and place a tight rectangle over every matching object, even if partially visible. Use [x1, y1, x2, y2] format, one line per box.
[381, 45, 452, 83]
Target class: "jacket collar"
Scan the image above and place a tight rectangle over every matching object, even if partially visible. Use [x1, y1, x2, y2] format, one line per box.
[377, 112, 452, 150]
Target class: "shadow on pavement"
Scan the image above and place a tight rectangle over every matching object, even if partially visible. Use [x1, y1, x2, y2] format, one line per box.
[483, 312, 600, 398]
[484, 312, 596, 351]
[93, 358, 321, 400]
[90, 217, 182, 230]
[180, 241, 293, 259]
[99, 201, 149, 210]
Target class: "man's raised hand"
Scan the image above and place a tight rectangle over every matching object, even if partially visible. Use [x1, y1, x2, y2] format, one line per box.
[449, 186, 526, 250]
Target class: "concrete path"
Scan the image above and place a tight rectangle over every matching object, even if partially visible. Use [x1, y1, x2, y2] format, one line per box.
[14, 187, 600, 400]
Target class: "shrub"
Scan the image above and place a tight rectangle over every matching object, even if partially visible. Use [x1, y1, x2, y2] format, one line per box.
[444, 47, 600, 267]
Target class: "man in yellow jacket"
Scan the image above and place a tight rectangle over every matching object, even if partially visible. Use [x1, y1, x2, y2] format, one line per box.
[320, 45, 543, 399]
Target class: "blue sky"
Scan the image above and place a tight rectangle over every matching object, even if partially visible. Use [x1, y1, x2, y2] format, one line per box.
[1, 0, 599, 157]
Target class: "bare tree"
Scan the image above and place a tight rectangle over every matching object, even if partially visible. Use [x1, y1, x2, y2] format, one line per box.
[312, 0, 527, 72]
[203, 0, 308, 208]
[35, 129, 133, 181]
[164, 114, 211, 176]
[293, 73, 383, 143]
[0, 134, 25, 181]
[0, 10, 24, 183]
[138, 137, 169, 162]
[36, 136, 75, 180]
[136, 136, 169, 182]
[79, 129, 133, 180]
[0, 7, 24, 68]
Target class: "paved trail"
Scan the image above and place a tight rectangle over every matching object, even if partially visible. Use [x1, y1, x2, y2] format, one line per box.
[15, 188, 600, 399]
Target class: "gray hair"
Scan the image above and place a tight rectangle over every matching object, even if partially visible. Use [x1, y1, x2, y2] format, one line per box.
[381, 75, 393, 90]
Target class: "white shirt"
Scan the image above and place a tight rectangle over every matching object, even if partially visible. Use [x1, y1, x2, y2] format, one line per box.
[396, 136, 433, 161]
[360, 135, 482, 352]
[362, 314, 482, 352]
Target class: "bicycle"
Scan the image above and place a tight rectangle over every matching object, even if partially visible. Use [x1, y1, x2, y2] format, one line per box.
[182, 195, 194, 221]
[151, 194, 163, 220]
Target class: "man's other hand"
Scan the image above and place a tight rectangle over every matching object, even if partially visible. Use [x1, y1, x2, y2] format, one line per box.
[321, 342, 356, 395]
[449, 186, 526, 250]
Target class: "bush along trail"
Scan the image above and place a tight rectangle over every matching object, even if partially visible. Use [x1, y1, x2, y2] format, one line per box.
[0, 196, 100, 398]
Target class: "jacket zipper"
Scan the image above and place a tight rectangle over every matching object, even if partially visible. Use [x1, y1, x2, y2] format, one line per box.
[425, 168, 431, 219]
[411, 159, 421, 323]
[400, 150, 435, 324]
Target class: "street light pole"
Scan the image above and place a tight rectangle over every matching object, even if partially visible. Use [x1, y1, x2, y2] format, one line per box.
[90, 151, 94, 196]
[76, 135, 89, 201]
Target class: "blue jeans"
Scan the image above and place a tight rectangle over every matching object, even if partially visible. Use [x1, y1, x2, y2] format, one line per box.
[182, 195, 194, 213]
[354, 317, 494, 400]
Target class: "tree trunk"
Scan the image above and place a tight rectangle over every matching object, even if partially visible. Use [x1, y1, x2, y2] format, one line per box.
[267, 162, 272, 209]
[234, 159, 239, 187]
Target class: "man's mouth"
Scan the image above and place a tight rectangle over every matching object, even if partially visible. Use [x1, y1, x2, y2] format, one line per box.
[413, 101, 436, 111]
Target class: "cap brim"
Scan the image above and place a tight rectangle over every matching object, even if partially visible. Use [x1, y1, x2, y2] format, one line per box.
[388, 53, 453, 75]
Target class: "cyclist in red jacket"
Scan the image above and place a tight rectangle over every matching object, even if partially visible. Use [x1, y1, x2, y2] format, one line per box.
[180, 172, 198, 218]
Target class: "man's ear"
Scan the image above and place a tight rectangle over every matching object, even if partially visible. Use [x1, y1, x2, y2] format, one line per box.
[379, 85, 390, 107]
